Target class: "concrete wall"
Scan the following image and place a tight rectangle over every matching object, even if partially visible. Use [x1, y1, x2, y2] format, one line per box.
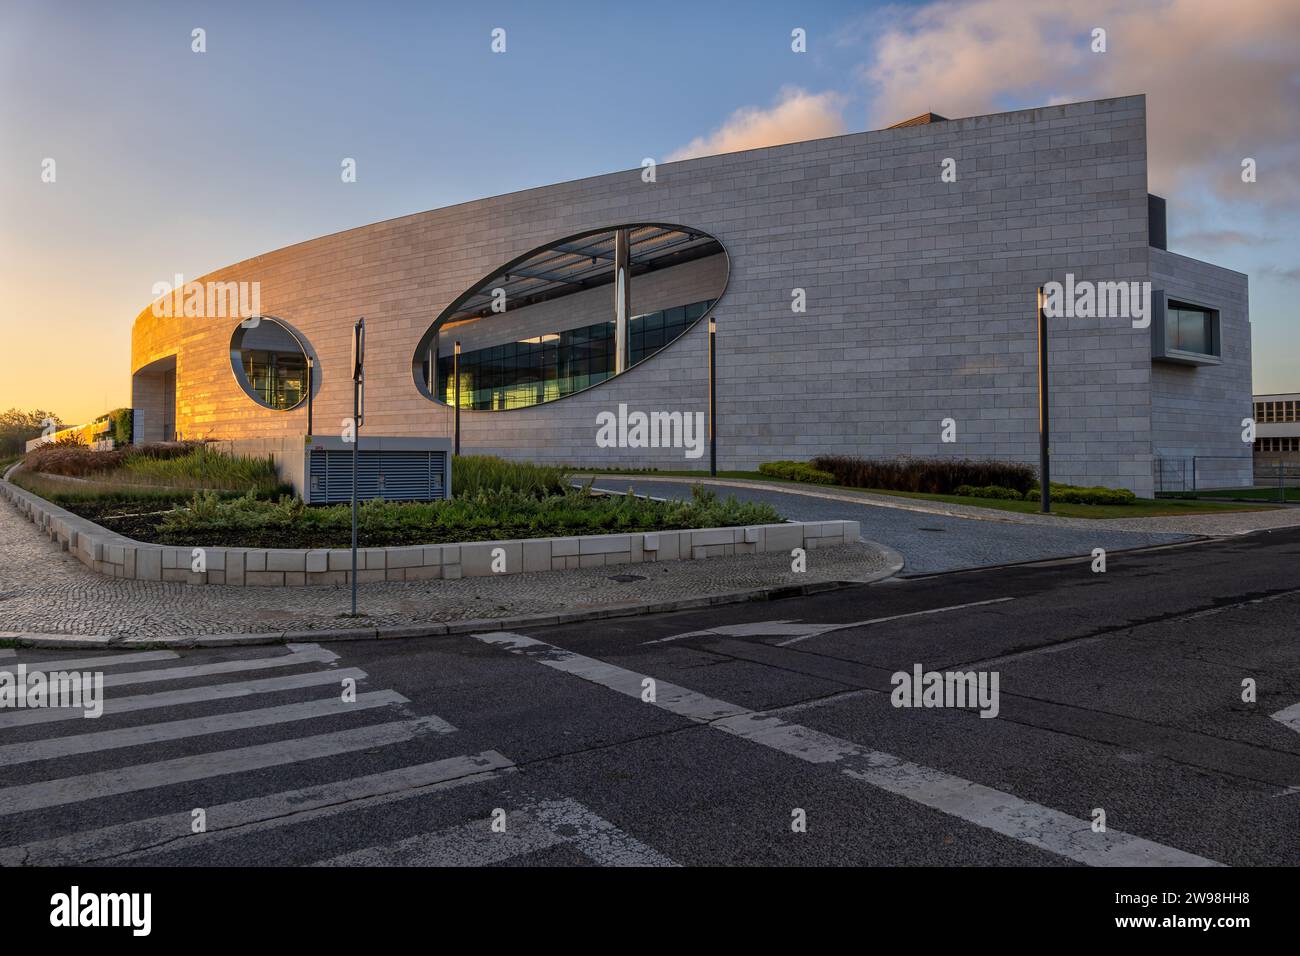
[1150, 249, 1253, 488]
[129, 95, 1249, 497]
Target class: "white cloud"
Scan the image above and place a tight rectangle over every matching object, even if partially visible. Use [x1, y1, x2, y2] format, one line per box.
[667, 88, 848, 162]
[860, 0, 1300, 205]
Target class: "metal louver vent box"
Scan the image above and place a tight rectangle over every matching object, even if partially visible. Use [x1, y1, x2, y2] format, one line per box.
[303, 436, 452, 504]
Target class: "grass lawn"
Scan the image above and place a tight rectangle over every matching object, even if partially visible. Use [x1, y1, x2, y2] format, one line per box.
[578, 468, 1278, 519]
[1167, 487, 1299, 503]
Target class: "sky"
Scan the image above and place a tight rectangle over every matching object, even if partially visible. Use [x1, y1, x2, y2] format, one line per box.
[2, 0, 1297, 424]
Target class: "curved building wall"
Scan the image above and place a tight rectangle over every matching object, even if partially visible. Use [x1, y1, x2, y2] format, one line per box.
[131, 95, 1249, 496]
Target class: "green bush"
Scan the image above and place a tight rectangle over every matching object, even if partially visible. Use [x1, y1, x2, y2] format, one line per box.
[810, 455, 1037, 495]
[758, 460, 837, 484]
[111, 408, 133, 445]
[20, 441, 287, 496]
[1022, 483, 1137, 505]
[954, 484, 1023, 500]
[123, 445, 280, 490]
[452, 455, 568, 498]
[152, 484, 782, 548]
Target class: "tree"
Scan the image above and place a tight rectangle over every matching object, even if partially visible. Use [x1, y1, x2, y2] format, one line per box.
[0, 408, 63, 456]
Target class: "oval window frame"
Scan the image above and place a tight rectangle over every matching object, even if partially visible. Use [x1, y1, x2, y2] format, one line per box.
[228, 316, 313, 412]
[411, 222, 729, 410]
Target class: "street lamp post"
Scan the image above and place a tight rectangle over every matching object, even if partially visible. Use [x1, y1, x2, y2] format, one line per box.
[1036, 288, 1051, 514]
[350, 318, 365, 615]
[708, 316, 717, 477]
[453, 340, 461, 456]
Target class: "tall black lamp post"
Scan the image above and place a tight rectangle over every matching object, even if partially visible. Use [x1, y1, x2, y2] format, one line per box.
[1036, 288, 1051, 514]
[708, 316, 717, 477]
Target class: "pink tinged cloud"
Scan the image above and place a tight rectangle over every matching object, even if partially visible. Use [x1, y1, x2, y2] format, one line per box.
[862, 0, 1300, 206]
[667, 88, 848, 161]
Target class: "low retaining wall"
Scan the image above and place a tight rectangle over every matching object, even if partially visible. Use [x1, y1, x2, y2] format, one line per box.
[0, 471, 859, 588]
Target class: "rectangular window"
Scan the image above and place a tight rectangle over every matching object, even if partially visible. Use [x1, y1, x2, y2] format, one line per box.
[1165, 304, 1215, 355]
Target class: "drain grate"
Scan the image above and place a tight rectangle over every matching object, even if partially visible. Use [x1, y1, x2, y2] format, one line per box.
[607, 573, 647, 583]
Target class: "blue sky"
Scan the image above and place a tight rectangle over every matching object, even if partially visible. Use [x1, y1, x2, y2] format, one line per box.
[2, 0, 1296, 421]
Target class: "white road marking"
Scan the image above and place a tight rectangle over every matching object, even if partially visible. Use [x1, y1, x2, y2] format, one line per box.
[0, 751, 514, 865]
[472, 631, 1220, 867]
[775, 597, 1016, 646]
[643, 599, 1016, 647]
[0, 716, 454, 817]
[1271, 702, 1300, 736]
[95, 646, 338, 689]
[0, 667, 368, 730]
[527, 797, 677, 866]
[319, 810, 564, 866]
[643, 620, 831, 645]
[0, 691, 410, 767]
[7, 650, 179, 671]
[317, 797, 675, 867]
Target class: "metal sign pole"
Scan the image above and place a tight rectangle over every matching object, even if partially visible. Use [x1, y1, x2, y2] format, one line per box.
[350, 318, 365, 615]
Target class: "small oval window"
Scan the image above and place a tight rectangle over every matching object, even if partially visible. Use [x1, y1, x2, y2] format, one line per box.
[413, 223, 728, 410]
[229, 317, 310, 411]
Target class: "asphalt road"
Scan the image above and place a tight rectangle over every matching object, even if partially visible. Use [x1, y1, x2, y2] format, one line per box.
[2, 527, 1298, 867]
[585, 477, 1191, 573]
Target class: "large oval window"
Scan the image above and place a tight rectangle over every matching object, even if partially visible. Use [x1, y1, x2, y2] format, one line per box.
[229, 317, 310, 410]
[413, 223, 728, 410]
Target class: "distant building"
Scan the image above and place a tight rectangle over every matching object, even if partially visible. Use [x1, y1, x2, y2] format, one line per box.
[1253, 392, 1300, 466]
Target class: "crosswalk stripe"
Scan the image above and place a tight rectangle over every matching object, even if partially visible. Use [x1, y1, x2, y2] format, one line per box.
[7, 650, 179, 671]
[0, 667, 368, 730]
[0, 716, 454, 817]
[0, 751, 514, 866]
[0, 691, 410, 767]
[472, 631, 1221, 868]
[95, 646, 338, 689]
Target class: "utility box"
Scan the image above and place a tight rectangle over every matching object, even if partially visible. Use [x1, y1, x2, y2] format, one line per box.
[302, 436, 452, 504]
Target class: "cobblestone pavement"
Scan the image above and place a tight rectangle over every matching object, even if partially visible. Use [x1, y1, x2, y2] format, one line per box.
[0, 497, 891, 636]
[582, 477, 1201, 574]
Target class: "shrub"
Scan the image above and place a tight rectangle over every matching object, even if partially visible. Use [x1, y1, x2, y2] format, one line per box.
[20, 441, 286, 495]
[954, 484, 1023, 500]
[1022, 483, 1137, 505]
[758, 460, 837, 484]
[810, 456, 1036, 495]
[111, 408, 133, 445]
[123, 445, 280, 489]
[152, 484, 782, 548]
[452, 455, 568, 498]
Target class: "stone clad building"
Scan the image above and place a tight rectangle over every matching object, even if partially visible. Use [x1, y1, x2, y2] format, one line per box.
[131, 94, 1252, 497]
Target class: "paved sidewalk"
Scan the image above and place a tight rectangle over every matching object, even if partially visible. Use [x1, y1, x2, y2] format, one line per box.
[0, 494, 896, 639]
[580, 474, 1300, 534]
[581, 476, 1207, 573]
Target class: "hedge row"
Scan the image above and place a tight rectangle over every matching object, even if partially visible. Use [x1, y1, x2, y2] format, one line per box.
[956, 483, 1138, 506]
[757, 460, 837, 484]
[809, 456, 1037, 494]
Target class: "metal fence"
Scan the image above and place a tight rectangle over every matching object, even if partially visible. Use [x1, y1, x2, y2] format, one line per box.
[1155, 455, 1299, 501]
